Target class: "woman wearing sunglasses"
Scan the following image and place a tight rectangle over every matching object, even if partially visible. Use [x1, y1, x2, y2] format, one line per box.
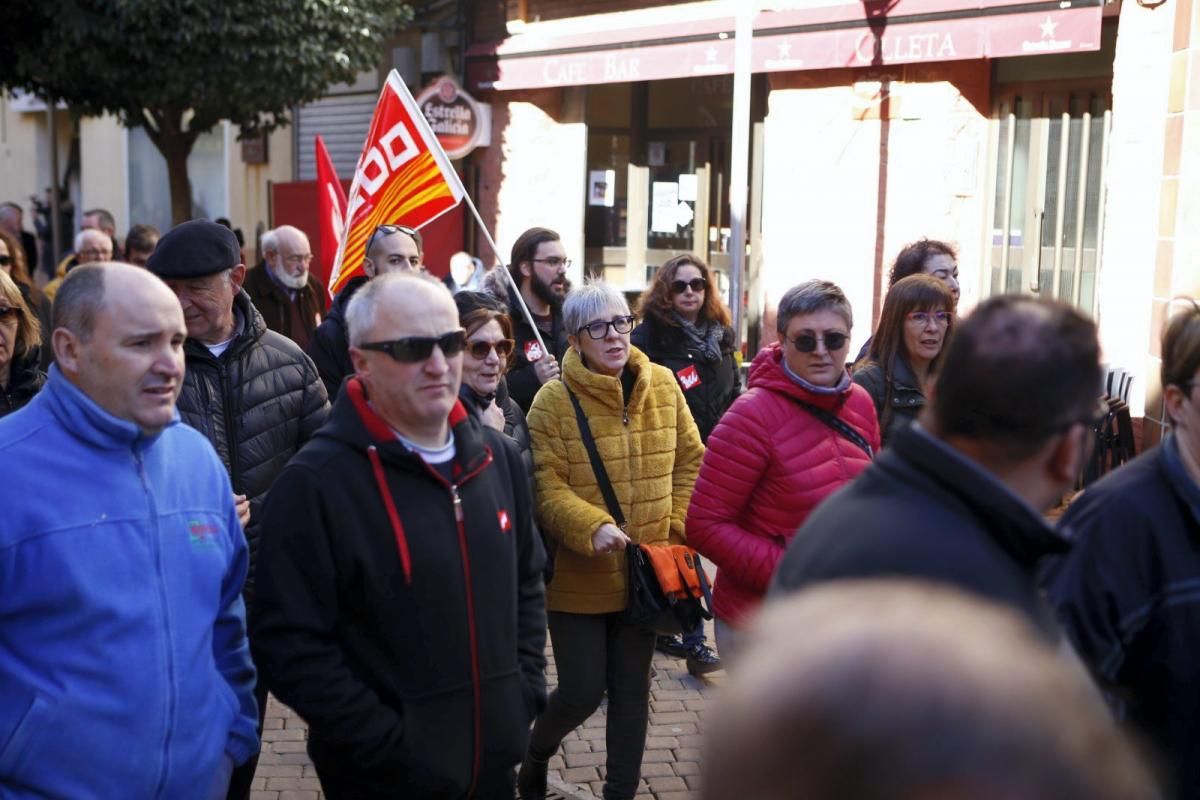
[520, 282, 705, 800]
[853, 274, 956, 446]
[454, 291, 532, 475]
[0, 228, 51, 370]
[631, 254, 736, 674]
[687, 280, 880, 663]
[0, 269, 45, 416]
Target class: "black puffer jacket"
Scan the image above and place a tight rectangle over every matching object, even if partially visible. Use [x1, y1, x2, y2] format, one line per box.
[631, 313, 739, 442]
[176, 290, 330, 602]
[1, 347, 46, 417]
[307, 275, 368, 400]
[851, 355, 926, 446]
[252, 379, 546, 797]
[459, 380, 533, 479]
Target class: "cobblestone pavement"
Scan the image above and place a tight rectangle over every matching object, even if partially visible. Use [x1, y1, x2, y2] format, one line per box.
[250, 619, 722, 800]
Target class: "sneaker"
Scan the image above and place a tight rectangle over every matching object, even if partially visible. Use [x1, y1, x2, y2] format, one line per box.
[686, 643, 722, 676]
[655, 634, 690, 659]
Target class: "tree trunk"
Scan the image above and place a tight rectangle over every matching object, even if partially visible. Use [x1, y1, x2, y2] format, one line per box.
[141, 111, 199, 227]
[164, 138, 193, 226]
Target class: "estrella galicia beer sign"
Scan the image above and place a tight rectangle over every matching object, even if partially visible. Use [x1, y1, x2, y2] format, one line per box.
[417, 77, 492, 160]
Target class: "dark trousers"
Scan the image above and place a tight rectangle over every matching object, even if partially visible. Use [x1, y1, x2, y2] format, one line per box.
[311, 746, 515, 800]
[528, 611, 656, 800]
[225, 676, 268, 800]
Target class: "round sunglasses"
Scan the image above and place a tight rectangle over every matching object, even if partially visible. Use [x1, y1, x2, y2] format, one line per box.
[788, 332, 849, 353]
[465, 338, 515, 359]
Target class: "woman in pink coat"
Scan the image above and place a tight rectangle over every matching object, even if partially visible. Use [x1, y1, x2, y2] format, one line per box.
[686, 280, 880, 661]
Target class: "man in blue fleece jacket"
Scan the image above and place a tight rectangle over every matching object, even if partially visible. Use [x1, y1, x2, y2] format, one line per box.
[0, 263, 258, 799]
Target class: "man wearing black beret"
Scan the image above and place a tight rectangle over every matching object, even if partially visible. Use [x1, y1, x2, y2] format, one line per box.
[147, 218, 330, 800]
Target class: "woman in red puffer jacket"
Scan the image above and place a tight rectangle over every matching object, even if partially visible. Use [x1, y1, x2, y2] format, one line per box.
[686, 280, 880, 662]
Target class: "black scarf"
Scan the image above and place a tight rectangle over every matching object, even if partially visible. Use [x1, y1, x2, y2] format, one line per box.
[671, 312, 724, 363]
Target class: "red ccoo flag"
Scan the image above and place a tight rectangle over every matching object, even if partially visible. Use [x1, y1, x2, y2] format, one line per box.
[314, 134, 347, 306]
[327, 70, 466, 298]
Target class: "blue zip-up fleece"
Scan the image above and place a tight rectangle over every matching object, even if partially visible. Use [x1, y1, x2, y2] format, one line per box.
[0, 368, 259, 799]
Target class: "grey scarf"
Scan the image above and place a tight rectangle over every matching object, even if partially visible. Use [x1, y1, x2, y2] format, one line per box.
[671, 312, 724, 363]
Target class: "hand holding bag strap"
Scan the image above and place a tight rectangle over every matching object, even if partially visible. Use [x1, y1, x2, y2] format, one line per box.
[566, 387, 626, 529]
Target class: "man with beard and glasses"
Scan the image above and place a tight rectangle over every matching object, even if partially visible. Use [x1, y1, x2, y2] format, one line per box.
[492, 227, 571, 413]
[244, 225, 326, 350]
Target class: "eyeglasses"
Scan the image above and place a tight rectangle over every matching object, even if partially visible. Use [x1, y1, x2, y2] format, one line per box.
[366, 224, 419, 255]
[578, 315, 635, 340]
[358, 330, 467, 363]
[789, 332, 849, 353]
[671, 278, 707, 294]
[78, 248, 112, 259]
[905, 311, 952, 327]
[284, 254, 314, 267]
[0, 306, 20, 321]
[466, 338, 515, 359]
[532, 257, 571, 270]
[0, 255, 11, 267]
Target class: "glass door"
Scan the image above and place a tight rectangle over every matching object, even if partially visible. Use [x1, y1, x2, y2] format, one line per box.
[987, 86, 1111, 314]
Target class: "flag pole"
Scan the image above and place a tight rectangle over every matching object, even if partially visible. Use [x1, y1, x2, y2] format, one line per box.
[462, 194, 549, 355]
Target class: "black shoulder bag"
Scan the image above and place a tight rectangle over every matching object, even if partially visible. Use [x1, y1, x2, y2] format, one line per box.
[565, 388, 714, 635]
[793, 398, 875, 459]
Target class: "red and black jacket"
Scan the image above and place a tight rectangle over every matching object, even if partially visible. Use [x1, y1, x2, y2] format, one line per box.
[251, 377, 547, 798]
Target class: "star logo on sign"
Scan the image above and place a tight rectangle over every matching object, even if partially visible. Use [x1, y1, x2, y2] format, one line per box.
[705, 47, 718, 63]
[1039, 16, 1058, 39]
[777, 40, 792, 58]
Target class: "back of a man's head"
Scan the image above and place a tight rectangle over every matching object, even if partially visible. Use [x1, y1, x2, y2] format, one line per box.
[704, 582, 1155, 800]
[930, 295, 1101, 459]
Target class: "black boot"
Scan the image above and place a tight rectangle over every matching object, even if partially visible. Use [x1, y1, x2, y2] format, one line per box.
[517, 750, 549, 800]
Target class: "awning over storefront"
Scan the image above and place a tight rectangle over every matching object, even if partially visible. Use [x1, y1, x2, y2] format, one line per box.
[465, 0, 1103, 92]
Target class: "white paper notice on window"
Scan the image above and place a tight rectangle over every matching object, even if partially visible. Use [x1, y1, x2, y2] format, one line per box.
[652, 182, 680, 233]
[678, 174, 698, 202]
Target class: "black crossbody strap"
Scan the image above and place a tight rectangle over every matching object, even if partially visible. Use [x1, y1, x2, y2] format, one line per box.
[566, 388, 627, 529]
[794, 398, 874, 459]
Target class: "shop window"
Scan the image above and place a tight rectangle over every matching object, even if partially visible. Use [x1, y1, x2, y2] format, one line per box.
[127, 123, 229, 234]
[986, 87, 1110, 314]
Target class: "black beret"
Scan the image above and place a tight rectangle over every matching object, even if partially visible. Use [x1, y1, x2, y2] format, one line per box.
[454, 290, 508, 323]
[145, 218, 242, 279]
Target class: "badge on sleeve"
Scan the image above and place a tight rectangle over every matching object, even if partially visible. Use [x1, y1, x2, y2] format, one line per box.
[497, 509, 512, 532]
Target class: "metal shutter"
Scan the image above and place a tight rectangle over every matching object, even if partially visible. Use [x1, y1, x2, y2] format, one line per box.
[295, 92, 378, 180]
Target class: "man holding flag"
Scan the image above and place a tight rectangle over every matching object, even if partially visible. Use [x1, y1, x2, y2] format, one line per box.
[308, 224, 425, 398]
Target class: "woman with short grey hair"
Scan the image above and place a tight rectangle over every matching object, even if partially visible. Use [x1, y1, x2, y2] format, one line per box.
[520, 281, 705, 800]
[687, 279, 880, 663]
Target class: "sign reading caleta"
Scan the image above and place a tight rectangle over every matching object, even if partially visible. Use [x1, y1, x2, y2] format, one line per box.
[416, 77, 492, 160]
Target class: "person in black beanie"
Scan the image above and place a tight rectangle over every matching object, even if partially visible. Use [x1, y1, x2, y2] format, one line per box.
[146, 218, 330, 800]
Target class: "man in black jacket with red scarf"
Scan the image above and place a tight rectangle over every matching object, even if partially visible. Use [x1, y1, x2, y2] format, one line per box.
[252, 271, 546, 799]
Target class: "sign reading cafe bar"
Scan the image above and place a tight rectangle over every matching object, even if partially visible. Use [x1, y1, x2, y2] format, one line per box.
[416, 77, 492, 160]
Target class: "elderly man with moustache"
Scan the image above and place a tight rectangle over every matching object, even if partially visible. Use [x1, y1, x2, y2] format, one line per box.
[0, 263, 257, 798]
[244, 224, 327, 350]
[253, 271, 547, 799]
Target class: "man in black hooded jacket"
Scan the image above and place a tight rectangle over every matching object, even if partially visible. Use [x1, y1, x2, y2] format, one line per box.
[253, 272, 546, 799]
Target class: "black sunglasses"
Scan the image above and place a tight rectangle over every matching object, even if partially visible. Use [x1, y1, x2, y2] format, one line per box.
[366, 224, 419, 255]
[466, 338, 515, 359]
[0, 255, 11, 267]
[359, 330, 467, 363]
[671, 278, 706, 294]
[0, 306, 20, 321]
[789, 332, 849, 353]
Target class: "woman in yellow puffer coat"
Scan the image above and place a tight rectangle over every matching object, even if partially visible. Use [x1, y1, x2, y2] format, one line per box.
[519, 281, 705, 800]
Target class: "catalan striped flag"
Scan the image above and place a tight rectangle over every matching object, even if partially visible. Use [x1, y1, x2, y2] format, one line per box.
[326, 70, 466, 298]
